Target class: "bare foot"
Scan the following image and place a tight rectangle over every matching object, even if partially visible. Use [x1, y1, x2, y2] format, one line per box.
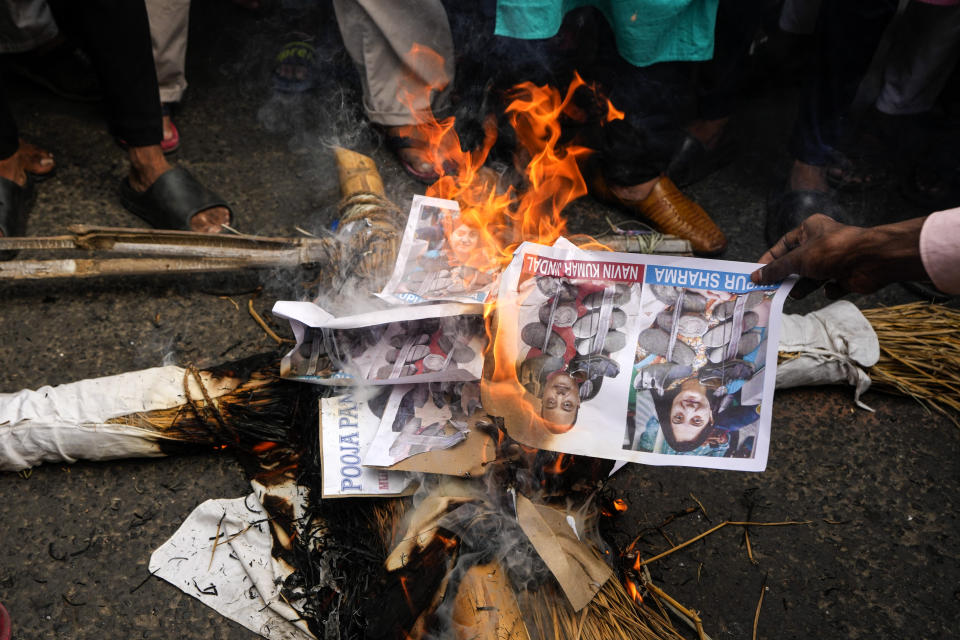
[162, 115, 174, 145]
[385, 125, 438, 181]
[609, 176, 659, 202]
[0, 141, 48, 238]
[19, 140, 55, 177]
[687, 117, 730, 151]
[0, 148, 27, 189]
[788, 160, 830, 192]
[127, 145, 231, 233]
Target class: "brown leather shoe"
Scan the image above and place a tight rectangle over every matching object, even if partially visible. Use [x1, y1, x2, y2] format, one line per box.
[592, 174, 727, 255]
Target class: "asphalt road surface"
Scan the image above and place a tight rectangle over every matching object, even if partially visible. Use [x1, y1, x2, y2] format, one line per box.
[1, 4, 957, 639]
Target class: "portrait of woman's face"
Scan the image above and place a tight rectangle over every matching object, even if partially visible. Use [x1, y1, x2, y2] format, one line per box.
[448, 222, 480, 261]
[666, 378, 713, 447]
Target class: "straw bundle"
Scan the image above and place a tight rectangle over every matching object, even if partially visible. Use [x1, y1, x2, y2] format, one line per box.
[519, 577, 687, 640]
[301, 148, 407, 299]
[860, 302, 960, 426]
[105, 358, 309, 454]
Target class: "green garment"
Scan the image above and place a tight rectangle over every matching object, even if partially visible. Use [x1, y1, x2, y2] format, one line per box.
[495, 0, 720, 67]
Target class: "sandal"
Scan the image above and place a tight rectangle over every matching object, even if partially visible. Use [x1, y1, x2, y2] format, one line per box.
[119, 167, 233, 232]
[161, 104, 181, 154]
[0, 174, 36, 260]
[382, 124, 464, 184]
[384, 127, 441, 183]
[273, 37, 317, 94]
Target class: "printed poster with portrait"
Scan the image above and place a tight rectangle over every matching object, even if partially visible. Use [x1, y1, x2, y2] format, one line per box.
[379, 195, 499, 305]
[483, 242, 794, 472]
[273, 301, 487, 385]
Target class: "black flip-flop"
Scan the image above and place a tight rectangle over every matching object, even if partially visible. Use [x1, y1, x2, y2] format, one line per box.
[764, 188, 847, 247]
[119, 166, 233, 231]
[0, 174, 36, 260]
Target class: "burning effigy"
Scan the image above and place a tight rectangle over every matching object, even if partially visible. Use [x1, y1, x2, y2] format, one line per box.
[3, 64, 960, 640]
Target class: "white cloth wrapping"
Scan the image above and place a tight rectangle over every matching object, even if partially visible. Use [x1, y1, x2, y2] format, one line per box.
[0, 366, 236, 471]
[149, 493, 314, 640]
[775, 300, 880, 410]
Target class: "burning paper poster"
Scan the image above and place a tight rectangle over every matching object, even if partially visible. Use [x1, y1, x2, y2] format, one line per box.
[363, 381, 481, 467]
[319, 392, 413, 498]
[378, 195, 499, 304]
[273, 301, 487, 385]
[483, 242, 795, 472]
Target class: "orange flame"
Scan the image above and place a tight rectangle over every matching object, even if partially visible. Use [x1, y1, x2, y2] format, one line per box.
[602, 497, 629, 517]
[252, 441, 278, 453]
[544, 452, 573, 475]
[399, 47, 627, 449]
[399, 574, 416, 612]
[625, 578, 643, 604]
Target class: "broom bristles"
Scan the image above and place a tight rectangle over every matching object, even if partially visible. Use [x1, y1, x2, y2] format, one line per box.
[861, 302, 960, 426]
[779, 302, 960, 426]
[519, 578, 687, 640]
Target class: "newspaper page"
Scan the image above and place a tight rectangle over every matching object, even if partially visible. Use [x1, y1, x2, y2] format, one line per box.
[378, 195, 499, 305]
[363, 381, 482, 468]
[482, 242, 795, 472]
[274, 301, 487, 385]
[319, 392, 414, 498]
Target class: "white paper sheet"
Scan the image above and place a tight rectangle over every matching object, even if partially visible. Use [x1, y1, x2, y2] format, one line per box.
[319, 392, 413, 497]
[378, 195, 499, 304]
[150, 495, 313, 640]
[274, 301, 487, 385]
[484, 241, 795, 472]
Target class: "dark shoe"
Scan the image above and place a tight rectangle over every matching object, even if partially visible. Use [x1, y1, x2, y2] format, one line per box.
[666, 132, 737, 187]
[592, 174, 727, 255]
[3, 44, 101, 102]
[0, 174, 36, 260]
[119, 167, 233, 232]
[764, 189, 847, 247]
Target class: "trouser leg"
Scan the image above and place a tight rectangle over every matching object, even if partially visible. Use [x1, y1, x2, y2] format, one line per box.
[697, 0, 766, 121]
[788, 0, 897, 165]
[876, 2, 960, 116]
[47, 0, 162, 146]
[332, 0, 454, 126]
[0, 0, 60, 54]
[0, 81, 19, 161]
[145, 0, 191, 104]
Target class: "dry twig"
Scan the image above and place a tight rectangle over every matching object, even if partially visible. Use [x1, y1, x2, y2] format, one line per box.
[635, 520, 812, 567]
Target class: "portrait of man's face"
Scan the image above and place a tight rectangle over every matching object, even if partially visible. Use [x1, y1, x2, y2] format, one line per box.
[540, 371, 580, 433]
[665, 378, 713, 448]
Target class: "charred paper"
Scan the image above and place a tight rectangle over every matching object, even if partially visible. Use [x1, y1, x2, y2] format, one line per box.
[379, 195, 499, 304]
